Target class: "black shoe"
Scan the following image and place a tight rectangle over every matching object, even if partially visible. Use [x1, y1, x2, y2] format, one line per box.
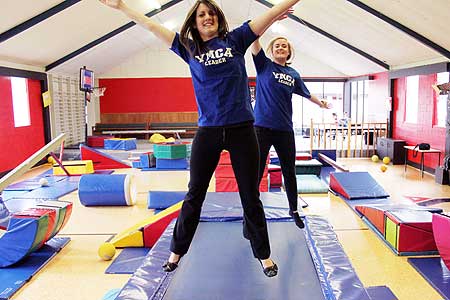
[258, 259, 278, 277]
[162, 257, 180, 272]
[290, 211, 305, 229]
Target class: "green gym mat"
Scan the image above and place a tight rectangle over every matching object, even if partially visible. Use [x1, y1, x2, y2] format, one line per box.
[296, 175, 329, 193]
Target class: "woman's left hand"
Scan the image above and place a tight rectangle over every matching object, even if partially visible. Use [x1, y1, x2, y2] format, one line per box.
[320, 100, 332, 109]
[276, 8, 294, 21]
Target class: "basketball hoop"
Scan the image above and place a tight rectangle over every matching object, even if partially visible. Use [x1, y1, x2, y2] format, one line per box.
[91, 87, 106, 97]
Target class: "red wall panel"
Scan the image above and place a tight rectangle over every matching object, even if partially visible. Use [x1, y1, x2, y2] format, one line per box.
[393, 74, 445, 168]
[0, 77, 45, 173]
[369, 72, 389, 105]
[98, 78, 197, 113]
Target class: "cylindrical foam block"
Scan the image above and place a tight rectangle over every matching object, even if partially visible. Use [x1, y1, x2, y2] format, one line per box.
[78, 174, 136, 206]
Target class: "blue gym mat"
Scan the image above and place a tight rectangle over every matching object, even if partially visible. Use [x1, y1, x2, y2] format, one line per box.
[105, 247, 150, 274]
[408, 257, 450, 300]
[296, 174, 329, 193]
[163, 222, 326, 300]
[200, 192, 292, 222]
[116, 216, 371, 300]
[148, 191, 295, 221]
[0, 237, 70, 300]
[331, 172, 389, 200]
[2, 170, 115, 213]
[366, 286, 398, 300]
[3, 176, 66, 191]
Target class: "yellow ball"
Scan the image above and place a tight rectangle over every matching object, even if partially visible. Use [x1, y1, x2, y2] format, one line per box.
[98, 242, 116, 261]
[47, 156, 56, 164]
[371, 155, 379, 162]
[380, 165, 387, 172]
[382, 157, 391, 165]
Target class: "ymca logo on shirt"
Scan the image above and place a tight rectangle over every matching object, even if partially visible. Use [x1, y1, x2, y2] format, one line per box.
[195, 48, 233, 66]
[272, 72, 295, 87]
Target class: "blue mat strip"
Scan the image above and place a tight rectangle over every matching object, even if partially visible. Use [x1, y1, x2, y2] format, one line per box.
[115, 222, 175, 300]
[366, 285, 398, 300]
[0, 237, 70, 300]
[304, 216, 371, 300]
[105, 247, 150, 274]
[408, 257, 450, 300]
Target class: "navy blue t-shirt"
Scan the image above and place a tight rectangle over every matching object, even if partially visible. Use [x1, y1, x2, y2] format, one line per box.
[171, 22, 258, 127]
[252, 49, 311, 131]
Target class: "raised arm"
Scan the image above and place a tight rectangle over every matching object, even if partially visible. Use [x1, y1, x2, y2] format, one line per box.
[309, 95, 331, 109]
[99, 0, 176, 46]
[250, 7, 293, 56]
[251, 39, 262, 56]
[249, 0, 300, 36]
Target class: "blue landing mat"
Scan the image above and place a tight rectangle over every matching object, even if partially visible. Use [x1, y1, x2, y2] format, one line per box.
[163, 222, 326, 300]
[0, 237, 70, 300]
[366, 286, 398, 300]
[116, 218, 371, 300]
[105, 247, 150, 274]
[200, 192, 292, 221]
[331, 172, 389, 200]
[408, 257, 450, 300]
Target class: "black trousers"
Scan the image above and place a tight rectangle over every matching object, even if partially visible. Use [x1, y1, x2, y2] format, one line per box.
[170, 123, 271, 259]
[255, 126, 298, 212]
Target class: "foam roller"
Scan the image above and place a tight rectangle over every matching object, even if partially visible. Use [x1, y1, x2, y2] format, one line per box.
[78, 174, 136, 206]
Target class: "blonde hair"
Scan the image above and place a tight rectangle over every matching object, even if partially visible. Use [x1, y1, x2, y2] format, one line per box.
[266, 36, 295, 65]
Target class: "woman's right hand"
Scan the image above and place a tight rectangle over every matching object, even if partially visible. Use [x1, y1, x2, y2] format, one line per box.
[99, 0, 122, 9]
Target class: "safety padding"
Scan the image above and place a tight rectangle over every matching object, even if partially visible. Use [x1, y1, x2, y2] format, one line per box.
[78, 174, 136, 206]
[0, 200, 72, 267]
[110, 201, 183, 248]
[148, 191, 186, 209]
[432, 213, 450, 269]
[53, 160, 94, 176]
[295, 159, 322, 176]
[385, 210, 437, 254]
[156, 158, 188, 169]
[153, 143, 188, 159]
[104, 138, 137, 150]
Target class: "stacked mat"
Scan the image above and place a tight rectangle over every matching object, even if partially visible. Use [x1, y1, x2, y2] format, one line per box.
[153, 143, 189, 170]
[215, 151, 268, 192]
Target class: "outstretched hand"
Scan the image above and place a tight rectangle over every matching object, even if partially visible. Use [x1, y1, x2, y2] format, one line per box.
[99, 0, 122, 9]
[276, 8, 294, 21]
[320, 100, 332, 109]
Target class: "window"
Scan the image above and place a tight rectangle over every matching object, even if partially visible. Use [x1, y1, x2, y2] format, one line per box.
[405, 75, 419, 124]
[350, 80, 369, 124]
[436, 72, 449, 127]
[11, 77, 31, 127]
[293, 81, 344, 132]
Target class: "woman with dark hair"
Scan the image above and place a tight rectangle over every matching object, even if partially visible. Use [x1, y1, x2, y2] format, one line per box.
[250, 36, 330, 230]
[100, 0, 301, 277]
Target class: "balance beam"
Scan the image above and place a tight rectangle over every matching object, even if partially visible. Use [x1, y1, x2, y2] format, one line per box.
[318, 153, 349, 172]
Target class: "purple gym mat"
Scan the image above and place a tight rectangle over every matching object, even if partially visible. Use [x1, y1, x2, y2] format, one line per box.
[366, 286, 398, 300]
[105, 247, 150, 274]
[408, 257, 450, 300]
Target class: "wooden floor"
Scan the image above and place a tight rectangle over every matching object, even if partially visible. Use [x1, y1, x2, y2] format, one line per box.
[5, 157, 450, 300]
